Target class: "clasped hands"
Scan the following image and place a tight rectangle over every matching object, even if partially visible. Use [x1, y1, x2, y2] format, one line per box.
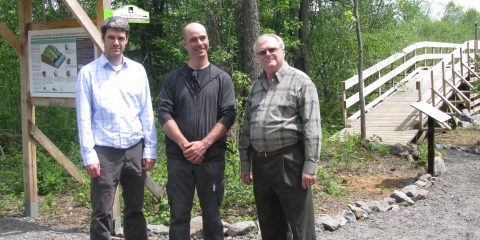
[183, 141, 207, 164]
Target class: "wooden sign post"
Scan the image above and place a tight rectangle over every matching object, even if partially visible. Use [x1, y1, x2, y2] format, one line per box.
[411, 101, 451, 175]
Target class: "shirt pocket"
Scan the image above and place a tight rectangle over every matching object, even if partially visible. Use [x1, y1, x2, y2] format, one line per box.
[271, 92, 298, 118]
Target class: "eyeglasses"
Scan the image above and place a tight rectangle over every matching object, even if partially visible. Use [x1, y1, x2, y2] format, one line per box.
[256, 47, 279, 56]
[192, 70, 200, 89]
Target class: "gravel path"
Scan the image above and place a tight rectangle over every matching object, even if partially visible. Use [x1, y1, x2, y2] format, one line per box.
[1, 149, 479, 240]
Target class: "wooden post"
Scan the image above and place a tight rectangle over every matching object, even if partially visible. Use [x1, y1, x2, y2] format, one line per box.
[431, 70, 435, 107]
[414, 48, 417, 70]
[460, 47, 463, 77]
[423, 47, 427, 66]
[431, 47, 434, 66]
[342, 81, 347, 127]
[475, 22, 478, 73]
[96, 0, 110, 57]
[442, 61, 446, 96]
[417, 81, 423, 127]
[19, 0, 38, 218]
[451, 54, 455, 86]
[467, 42, 470, 73]
[377, 71, 382, 96]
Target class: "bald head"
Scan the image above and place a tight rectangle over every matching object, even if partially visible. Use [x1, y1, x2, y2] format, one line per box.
[182, 22, 207, 41]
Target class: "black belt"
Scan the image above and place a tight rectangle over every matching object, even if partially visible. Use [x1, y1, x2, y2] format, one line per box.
[255, 142, 300, 158]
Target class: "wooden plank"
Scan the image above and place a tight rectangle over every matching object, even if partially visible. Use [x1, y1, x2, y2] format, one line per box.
[145, 173, 165, 200]
[30, 97, 76, 108]
[61, 0, 104, 52]
[27, 19, 98, 30]
[30, 121, 83, 182]
[0, 19, 23, 55]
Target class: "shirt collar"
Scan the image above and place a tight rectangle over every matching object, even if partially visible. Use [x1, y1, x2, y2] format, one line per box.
[258, 62, 290, 83]
[99, 53, 128, 70]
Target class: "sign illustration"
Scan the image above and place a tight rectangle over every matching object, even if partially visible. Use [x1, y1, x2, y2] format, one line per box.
[29, 28, 97, 98]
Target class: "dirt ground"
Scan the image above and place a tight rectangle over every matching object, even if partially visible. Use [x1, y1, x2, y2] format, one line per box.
[314, 126, 480, 217]
[5, 127, 480, 227]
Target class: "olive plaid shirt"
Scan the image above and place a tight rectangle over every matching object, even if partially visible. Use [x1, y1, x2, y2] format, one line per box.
[239, 63, 321, 174]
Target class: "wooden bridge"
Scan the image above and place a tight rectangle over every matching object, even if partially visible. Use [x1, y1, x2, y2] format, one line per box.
[332, 41, 480, 145]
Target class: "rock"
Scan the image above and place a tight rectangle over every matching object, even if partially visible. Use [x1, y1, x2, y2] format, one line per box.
[342, 210, 356, 223]
[367, 201, 392, 212]
[333, 215, 348, 227]
[147, 224, 169, 236]
[190, 216, 203, 238]
[391, 204, 401, 211]
[226, 221, 256, 237]
[355, 201, 373, 214]
[402, 185, 429, 201]
[390, 190, 415, 205]
[434, 157, 447, 176]
[348, 204, 366, 218]
[317, 215, 341, 231]
[414, 179, 432, 189]
[417, 173, 432, 181]
[390, 143, 410, 155]
[383, 197, 397, 205]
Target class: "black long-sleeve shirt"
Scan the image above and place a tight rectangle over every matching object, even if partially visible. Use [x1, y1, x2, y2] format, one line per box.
[158, 64, 236, 161]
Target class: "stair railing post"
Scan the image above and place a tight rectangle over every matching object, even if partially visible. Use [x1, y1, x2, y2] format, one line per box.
[460, 47, 463, 77]
[417, 81, 423, 128]
[475, 22, 478, 73]
[431, 70, 435, 107]
[442, 61, 446, 96]
[424, 47, 427, 66]
[451, 53, 455, 86]
[342, 81, 347, 128]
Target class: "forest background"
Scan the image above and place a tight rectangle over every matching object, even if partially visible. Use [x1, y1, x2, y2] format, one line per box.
[0, 0, 479, 225]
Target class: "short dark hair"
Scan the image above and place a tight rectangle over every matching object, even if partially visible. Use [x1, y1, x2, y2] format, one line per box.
[101, 16, 130, 37]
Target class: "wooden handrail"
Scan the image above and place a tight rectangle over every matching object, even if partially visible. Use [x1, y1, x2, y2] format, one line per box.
[341, 40, 480, 127]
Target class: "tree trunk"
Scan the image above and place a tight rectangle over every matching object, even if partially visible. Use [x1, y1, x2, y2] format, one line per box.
[205, 1, 223, 51]
[234, 0, 261, 82]
[354, 0, 367, 140]
[295, 0, 311, 76]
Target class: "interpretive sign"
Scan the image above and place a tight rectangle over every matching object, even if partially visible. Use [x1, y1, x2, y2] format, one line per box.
[411, 101, 451, 175]
[411, 101, 451, 123]
[104, 5, 150, 23]
[29, 28, 97, 98]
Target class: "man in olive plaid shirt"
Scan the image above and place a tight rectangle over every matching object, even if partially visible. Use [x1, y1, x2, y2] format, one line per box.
[239, 34, 321, 240]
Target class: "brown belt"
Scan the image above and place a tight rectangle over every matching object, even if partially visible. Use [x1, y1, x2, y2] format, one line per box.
[255, 142, 300, 158]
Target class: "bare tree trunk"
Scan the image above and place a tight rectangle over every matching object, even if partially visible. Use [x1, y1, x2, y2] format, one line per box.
[42, 0, 45, 21]
[234, 0, 261, 82]
[295, 0, 311, 76]
[205, 1, 223, 51]
[354, 0, 366, 140]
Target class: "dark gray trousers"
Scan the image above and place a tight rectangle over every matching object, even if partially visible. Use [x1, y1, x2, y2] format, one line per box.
[167, 157, 225, 240]
[90, 140, 147, 240]
[252, 146, 316, 240]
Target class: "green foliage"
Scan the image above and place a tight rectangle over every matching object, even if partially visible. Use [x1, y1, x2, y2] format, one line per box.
[316, 166, 349, 196]
[222, 139, 256, 221]
[417, 144, 428, 166]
